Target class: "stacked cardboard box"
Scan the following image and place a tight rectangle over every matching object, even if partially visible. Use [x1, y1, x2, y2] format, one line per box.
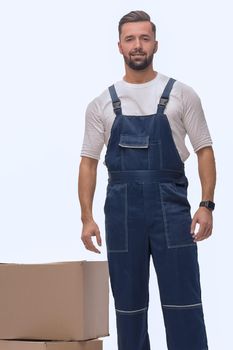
[0, 340, 102, 350]
[0, 261, 109, 350]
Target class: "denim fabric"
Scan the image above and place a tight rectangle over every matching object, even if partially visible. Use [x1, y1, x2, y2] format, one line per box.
[104, 78, 209, 350]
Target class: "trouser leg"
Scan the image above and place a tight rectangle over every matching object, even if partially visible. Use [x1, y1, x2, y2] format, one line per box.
[151, 212, 208, 350]
[144, 182, 209, 350]
[105, 183, 151, 350]
[116, 309, 150, 350]
[151, 236, 209, 350]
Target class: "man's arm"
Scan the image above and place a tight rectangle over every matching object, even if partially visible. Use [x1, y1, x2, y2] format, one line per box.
[78, 156, 102, 253]
[191, 146, 217, 242]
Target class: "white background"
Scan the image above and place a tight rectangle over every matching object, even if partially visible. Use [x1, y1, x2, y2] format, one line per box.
[0, 1, 232, 349]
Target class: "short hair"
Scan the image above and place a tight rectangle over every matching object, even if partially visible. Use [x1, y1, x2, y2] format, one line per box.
[118, 10, 156, 38]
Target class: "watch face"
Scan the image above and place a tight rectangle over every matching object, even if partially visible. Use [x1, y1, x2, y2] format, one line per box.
[208, 201, 215, 210]
[207, 201, 214, 209]
[200, 201, 215, 210]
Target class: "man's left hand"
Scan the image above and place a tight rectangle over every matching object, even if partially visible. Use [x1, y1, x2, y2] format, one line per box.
[190, 207, 213, 242]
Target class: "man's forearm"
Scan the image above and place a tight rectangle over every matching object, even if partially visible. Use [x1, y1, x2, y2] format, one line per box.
[196, 146, 216, 201]
[78, 157, 98, 223]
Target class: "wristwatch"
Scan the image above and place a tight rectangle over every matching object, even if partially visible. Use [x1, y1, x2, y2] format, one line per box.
[199, 200, 215, 211]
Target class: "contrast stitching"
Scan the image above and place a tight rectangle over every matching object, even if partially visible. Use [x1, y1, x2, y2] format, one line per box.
[108, 249, 128, 252]
[119, 144, 148, 148]
[148, 145, 150, 169]
[116, 306, 148, 314]
[120, 147, 124, 170]
[158, 184, 170, 246]
[168, 243, 196, 248]
[158, 139, 163, 169]
[108, 183, 128, 253]
[124, 183, 128, 251]
[158, 184, 196, 249]
[162, 303, 202, 309]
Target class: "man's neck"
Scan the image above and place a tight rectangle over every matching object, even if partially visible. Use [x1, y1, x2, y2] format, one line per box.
[123, 68, 157, 84]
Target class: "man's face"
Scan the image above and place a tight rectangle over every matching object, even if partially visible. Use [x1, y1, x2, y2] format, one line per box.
[118, 21, 158, 71]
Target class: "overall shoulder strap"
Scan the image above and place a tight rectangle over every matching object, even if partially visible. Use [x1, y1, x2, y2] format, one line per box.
[108, 85, 122, 116]
[156, 78, 176, 115]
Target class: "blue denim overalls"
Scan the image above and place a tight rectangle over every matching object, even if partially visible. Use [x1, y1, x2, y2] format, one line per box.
[104, 78, 208, 350]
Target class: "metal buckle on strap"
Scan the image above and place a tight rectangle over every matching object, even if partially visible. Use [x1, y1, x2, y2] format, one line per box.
[159, 97, 169, 106]
[113, 101, 121, 110]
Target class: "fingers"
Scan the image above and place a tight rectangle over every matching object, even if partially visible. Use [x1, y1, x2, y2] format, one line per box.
[95, 228, 102, 247]
[191, 208, 213, 242]
[190, 216, 197, 236]
[83, 236, 101, 254]
[81, 222, 101, 254]
[193, 223, 213, 242]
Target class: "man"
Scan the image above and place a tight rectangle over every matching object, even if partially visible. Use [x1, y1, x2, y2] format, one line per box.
[78, 10, 216, 350]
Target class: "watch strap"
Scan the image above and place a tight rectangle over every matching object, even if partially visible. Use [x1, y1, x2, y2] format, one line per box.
[199, 200, 215, 211]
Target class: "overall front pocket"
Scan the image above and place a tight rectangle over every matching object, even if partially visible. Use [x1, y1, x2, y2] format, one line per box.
[159, 181, 196, 248]
[104, 183, 128, 253]
[119, 134, 149, 170]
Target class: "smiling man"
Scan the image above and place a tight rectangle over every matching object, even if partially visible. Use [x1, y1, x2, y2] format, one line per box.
[78, 10, 216, 350]
[120, 28, 155, 70]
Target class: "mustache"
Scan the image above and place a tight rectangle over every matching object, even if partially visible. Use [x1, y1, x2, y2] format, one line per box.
[129, 49, 146, 56]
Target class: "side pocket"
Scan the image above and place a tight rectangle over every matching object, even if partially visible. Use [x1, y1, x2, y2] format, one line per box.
[104, 183, 128, 253]
[159, 182, 196, 248]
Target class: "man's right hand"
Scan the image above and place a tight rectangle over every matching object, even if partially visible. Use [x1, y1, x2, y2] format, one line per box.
[81, 219, 102, 254]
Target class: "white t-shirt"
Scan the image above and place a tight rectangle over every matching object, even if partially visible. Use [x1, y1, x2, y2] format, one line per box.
[80, 72, 213, 163]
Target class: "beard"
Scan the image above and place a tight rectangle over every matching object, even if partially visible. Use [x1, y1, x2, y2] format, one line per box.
[123, 49, 154, 71]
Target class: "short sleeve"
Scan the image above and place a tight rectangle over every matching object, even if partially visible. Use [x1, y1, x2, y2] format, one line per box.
[181, 84, 213, 153]
[80, 99, 105, 160]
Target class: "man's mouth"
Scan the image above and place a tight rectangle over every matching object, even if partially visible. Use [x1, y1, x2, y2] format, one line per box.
[131, 53, 145, 57]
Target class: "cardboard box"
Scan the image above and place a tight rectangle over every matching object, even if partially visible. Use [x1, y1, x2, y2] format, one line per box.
[0, 339, 103, 350]
[0, 261, 109, 340]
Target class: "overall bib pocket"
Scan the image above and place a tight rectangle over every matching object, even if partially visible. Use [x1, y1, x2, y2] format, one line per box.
[159, 181, 196, 248]
[104, 183, 128, 253]
[119, 134, 149, 170]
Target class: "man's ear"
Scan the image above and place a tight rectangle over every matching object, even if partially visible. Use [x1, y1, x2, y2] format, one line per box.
[118, 41, 123, 55]
[153, 41, 158, 53]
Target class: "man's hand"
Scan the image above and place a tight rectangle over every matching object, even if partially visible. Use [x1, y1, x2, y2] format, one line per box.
[81, 219, 102, 254]
[190, 207, 213, 242]
[193, 146, 216, 242]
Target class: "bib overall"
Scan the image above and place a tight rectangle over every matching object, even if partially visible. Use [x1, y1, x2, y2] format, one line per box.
[104, 78, 209, 350]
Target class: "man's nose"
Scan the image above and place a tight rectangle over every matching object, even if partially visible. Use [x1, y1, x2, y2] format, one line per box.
[134, 38, 142, 49]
